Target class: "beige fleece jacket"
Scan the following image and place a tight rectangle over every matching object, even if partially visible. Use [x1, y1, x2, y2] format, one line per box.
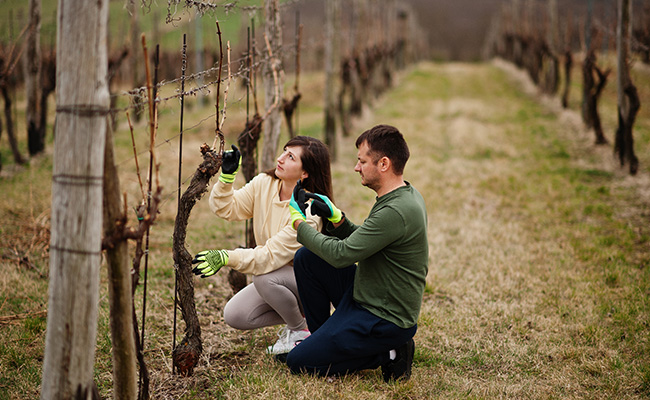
[208, 173, 322, 275]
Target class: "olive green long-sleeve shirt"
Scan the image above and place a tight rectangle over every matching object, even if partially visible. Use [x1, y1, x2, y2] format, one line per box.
[297, 183, 429, 329]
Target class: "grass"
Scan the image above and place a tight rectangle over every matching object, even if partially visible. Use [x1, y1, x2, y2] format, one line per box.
[1, 58, 650, 399]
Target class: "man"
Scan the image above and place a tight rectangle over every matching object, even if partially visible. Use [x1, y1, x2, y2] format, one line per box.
[287, 124, 429, 382]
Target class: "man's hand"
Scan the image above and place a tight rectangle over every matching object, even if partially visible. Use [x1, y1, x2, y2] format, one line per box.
[219, 145, 242, 184]
[192, 249, 229, 278]
[306, 193, 343, 223]
[289, 180, 308, 229]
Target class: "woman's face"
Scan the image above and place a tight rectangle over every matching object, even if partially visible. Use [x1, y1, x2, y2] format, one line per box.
[275, 145, 308, 182]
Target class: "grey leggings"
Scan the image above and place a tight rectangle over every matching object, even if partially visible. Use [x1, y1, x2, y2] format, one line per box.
[223, 264, 307, 331]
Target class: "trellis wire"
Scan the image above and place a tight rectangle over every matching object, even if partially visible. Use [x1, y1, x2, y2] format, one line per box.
[112, 46, 292, 117]
[165, 0, 302, 22]
[107, 27, 323, 123]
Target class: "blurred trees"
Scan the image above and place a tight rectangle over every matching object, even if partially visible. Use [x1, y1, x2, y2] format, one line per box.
[260, 0, 283, 171]
[615, 0, 640, 175]
[25, 0, 43, 156]
[487, 0, 644, 175]
[323, 0, 341, 160]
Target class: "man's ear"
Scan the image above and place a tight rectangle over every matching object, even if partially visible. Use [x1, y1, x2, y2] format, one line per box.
[379, 156, 391, 172]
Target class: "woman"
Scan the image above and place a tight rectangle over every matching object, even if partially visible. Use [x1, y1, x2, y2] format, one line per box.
[192, 136, 333, 356]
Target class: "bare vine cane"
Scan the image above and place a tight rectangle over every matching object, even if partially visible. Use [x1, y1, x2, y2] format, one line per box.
[135, 40, 160, 396]
[211, 20, 224, 149]
[125, 111, 151, 400]
[224, 40, 249, 293]
[233, 25, 262, 291]
[210, 21, 249, 294]
[172, 33, 187, 376]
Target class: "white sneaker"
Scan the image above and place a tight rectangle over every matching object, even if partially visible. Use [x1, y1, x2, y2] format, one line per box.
[266, 326, 310, 355]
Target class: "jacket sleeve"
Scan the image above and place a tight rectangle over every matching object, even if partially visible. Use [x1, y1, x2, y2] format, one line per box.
[297, 206, 403, 268]
[208, 176, 256, 221]
[227, 211, 321, 275]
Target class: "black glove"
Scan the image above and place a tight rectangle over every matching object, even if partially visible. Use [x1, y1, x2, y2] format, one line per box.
[306, 193, 343, 223]
[221, 144, 242, 175]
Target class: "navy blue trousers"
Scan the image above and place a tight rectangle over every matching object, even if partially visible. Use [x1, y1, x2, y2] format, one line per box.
[286, 247, 417, 377]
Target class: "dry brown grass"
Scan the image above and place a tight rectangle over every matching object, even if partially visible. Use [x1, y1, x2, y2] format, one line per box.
[1, 60, 649, 399]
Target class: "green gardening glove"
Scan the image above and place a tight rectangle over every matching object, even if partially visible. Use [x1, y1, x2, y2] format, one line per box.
[191, 249, 229, 278]
[306, 193, 343, 223]
[219, 145, 242, 184]
[289, 180, 308, 229]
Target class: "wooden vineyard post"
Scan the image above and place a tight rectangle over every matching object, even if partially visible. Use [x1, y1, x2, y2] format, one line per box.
[41, 0, 108, 397]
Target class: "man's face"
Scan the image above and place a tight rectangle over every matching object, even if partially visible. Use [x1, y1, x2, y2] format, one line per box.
[354, 141, 380, 191]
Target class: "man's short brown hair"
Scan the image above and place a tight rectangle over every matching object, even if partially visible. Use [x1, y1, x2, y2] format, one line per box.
[355, 124, 410, 175]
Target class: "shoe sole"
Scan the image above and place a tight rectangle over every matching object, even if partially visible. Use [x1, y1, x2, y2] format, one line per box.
[273, 352, 289, 364]
[382, 338, 415, 383]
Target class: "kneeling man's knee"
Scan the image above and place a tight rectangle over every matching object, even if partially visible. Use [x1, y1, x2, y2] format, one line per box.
[293, 246, 312, 269]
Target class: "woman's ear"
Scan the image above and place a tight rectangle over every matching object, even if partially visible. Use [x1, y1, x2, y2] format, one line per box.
[301, 171, 309, 180]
